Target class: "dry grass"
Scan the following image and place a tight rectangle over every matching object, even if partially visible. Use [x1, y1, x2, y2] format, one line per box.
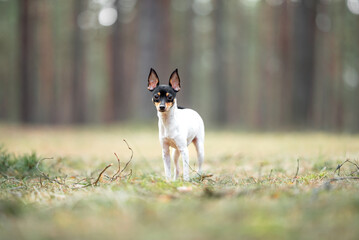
[1, 124, 359, 240]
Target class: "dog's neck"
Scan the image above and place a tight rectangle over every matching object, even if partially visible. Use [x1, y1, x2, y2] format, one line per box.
[157, 99, 178, 126]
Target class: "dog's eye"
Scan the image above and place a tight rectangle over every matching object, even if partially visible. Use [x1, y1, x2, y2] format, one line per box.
[167, 95, 173, 101]
[153, 95, 160, 101]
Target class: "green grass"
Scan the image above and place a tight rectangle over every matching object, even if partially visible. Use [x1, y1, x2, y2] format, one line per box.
[0, 125, 359, 240]
[0, 146, 45, 178]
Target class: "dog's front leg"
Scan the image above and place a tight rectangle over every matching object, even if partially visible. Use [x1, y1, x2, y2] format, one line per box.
[161, 143, 171, 181]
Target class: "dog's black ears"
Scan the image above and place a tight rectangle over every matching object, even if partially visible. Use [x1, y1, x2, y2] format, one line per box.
[148, 68, 159, 91]
[169, 69, 181, 92]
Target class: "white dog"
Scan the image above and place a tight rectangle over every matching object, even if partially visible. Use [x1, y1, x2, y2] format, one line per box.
[147, 68, 205, 181]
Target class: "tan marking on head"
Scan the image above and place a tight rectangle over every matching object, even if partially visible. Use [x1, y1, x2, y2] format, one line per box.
[165, 102, 173, 109]
[154, 101, 163, 111]
[166, 93, 169, 97]
[158, 92, 161, 96]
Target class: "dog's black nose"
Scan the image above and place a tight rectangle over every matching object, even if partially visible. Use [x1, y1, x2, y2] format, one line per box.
[159, 105, 166, 111]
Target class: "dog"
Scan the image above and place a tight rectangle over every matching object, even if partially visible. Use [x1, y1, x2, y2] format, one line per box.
[147, 68, 205, 181]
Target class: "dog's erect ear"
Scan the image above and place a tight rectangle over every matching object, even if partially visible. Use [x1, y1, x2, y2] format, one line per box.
[148, 68, 159, 91]
[169, 69, 181, 92]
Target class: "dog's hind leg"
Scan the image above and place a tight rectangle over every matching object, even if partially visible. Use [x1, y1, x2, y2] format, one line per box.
[193, 138, 204, 174]
[179, 147, 190, 181]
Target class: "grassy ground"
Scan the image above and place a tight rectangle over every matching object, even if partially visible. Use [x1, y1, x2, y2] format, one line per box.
[1, 124, 359, 240]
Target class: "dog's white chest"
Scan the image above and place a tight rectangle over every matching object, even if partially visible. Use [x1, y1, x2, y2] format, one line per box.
[159, 121, 181, 148]
[162, 137, 178, 149]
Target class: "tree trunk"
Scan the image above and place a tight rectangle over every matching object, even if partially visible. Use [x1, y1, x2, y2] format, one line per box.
[291, 0, 317, 127]
[109, 0, 127, 121]
[19, 0, 32, 123]
[213, 0, 226, 125]
[71, 0, 86, 123]
[38, 1, 55, 123]
[19, 0, 34, 123]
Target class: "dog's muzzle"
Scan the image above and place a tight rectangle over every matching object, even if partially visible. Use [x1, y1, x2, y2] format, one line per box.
[159, 105, 166, 112]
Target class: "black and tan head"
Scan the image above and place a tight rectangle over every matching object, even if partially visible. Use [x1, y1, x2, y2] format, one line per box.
[147, 68, 181, 112]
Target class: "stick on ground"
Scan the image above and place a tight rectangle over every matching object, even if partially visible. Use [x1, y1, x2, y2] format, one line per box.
[93, 163, 113, 186]
[292, 158, 300, 183]
[111, 139, 133, 181]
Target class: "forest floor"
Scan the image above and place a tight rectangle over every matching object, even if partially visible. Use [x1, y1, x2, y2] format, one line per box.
[1, 124, 359, 240]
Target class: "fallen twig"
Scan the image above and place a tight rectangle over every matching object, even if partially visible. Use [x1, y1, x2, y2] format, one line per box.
[268, 169, 273, 179]
[36, 157, 67, 186]
[186, 161, 213, 182]
[73, 177, 89, 185]
[199, 174, 214, 181]
[318, 177, 359, 191]
[311, 160, 359, 197]
[334, 159, 359, 176]
[111, 153, 121, 181]
[310, 164, 359, 200]
[120, 139, 133, 173]
[111, 139, 133, 181]
[35, 140, 134, 189]
[326, 177, 359, 183]
[0, 172, 21, 184]
[292, 158, 300, 183]
[93, 163, 113, 186]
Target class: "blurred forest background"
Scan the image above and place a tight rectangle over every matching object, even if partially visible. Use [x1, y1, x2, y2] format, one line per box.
[0, 0, 359, 132]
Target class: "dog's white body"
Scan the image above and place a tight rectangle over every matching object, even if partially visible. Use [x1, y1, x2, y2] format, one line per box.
[157, 99, 205, 181]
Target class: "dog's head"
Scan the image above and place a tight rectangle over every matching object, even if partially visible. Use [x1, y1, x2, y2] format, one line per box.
[147, 68, 181, 112]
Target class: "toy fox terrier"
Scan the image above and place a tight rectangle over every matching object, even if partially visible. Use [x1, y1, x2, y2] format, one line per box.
[147, 68, 205, 181]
